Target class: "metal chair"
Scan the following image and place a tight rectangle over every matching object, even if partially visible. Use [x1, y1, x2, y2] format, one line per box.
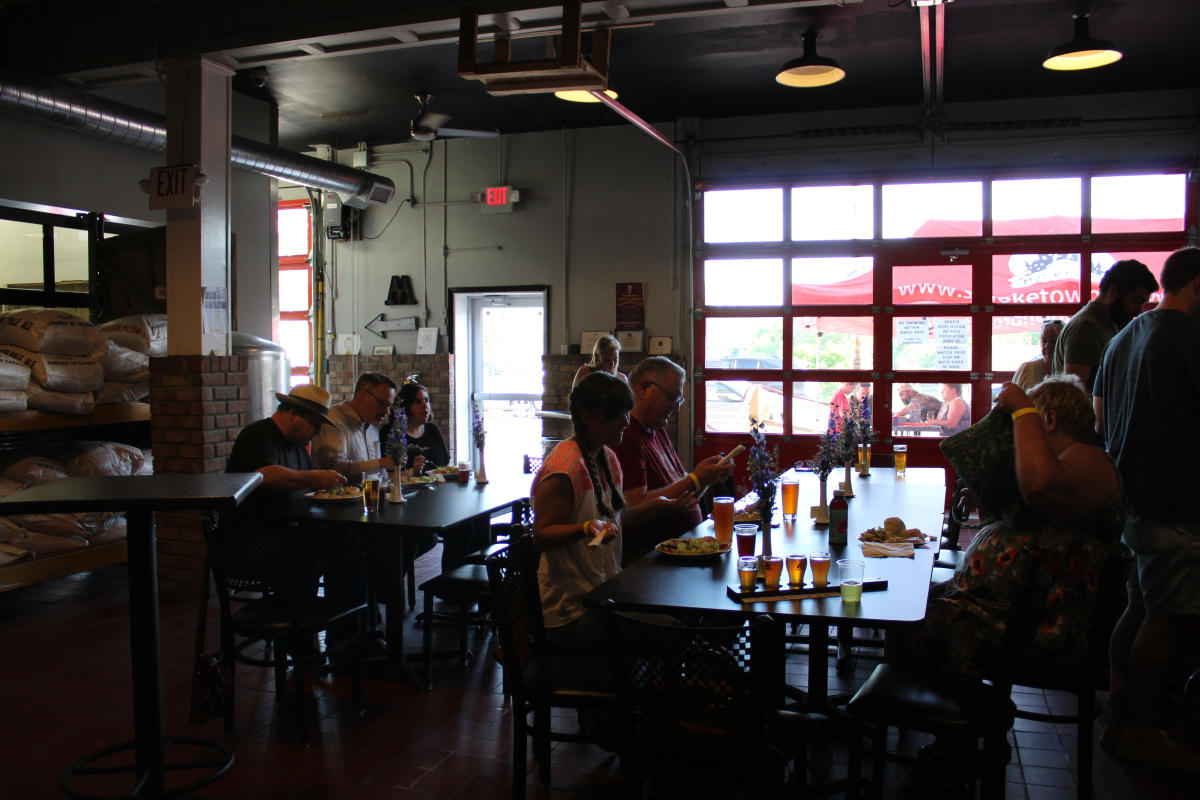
[206, 516, 366, 747]
[485, 535, 617, 799]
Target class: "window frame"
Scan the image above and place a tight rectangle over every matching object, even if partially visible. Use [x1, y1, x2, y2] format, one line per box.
[694, 168, 1196, 471]
[277, 198, 313, 383]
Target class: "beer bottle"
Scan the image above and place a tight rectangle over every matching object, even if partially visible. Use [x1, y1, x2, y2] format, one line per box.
[829, 489, 849, 545]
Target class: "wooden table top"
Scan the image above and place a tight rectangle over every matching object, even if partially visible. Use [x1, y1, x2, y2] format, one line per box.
[586, 466, 945, 626]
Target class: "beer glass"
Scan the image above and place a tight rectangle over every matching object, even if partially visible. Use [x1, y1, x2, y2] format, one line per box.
[838, 558, 865, 603]
[894, 444, 908, 476]
[734, 523, 758, 557]
[737, 557, 759, 592]
[780, 479, 799, 517]
[810, 551, 832, 588]
[761, 556, 784, 591]
[712, 496, 735, 544]
[786, 554, 808, 587]
[363, 474, 381, 512]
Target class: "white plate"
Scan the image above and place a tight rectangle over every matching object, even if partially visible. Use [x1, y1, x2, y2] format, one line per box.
[655, 538, 733, 559]
[305, 489, 363, 504]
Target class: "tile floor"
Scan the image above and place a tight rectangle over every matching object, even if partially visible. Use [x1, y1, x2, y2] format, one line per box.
[1, 548, 1196, 799]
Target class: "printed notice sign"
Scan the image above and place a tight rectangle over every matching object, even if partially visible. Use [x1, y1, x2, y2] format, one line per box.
[934, 318, 969, 343]
[415, 327, 438, 354]
[896, 319, 929, 345]
[935, 344, 969, 370]
[202, 287, 228, 335]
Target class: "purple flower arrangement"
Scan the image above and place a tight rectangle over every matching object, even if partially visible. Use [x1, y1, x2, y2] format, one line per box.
[385, 406, 407, 463]
[472, 403, 486, 449]
[747, 417, 779, 511]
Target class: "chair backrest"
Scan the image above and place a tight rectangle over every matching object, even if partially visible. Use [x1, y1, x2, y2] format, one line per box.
[485, 533, 546, 694]
[207, 515, 305, 606]
[603, 607, 784, 757]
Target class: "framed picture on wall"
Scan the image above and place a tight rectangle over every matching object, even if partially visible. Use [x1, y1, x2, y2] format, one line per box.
[617, 329, 644, 353]
[581, 330, 609, 355]
[647, 335, 672, 355]
[372, 344, 395, 356]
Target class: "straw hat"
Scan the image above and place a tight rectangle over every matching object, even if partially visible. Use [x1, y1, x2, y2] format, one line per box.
[275, 384, 334, 425]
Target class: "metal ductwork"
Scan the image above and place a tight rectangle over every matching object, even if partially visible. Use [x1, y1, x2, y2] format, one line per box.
[0, 73, 394, 208]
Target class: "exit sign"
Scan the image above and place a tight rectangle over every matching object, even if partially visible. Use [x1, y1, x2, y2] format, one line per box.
[147, 164, 199, 210]
[480, 185, 520, 214]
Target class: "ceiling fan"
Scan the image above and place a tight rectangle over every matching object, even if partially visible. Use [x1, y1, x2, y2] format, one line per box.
[410, 93, 499, 142]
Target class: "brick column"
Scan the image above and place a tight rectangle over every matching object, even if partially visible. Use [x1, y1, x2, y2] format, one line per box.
[149, 354, 249, 600]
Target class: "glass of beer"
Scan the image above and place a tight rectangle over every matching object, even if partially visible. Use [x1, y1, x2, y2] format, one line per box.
[837, 558, 865, 603]
[735, 523, 758, 558]
[780, 478, 799, 517]
[810, 551, 832, 588]
[737, 556, 759, 592]
[363, 474, 381, 512]
[786, 554, 808, 587]
[894, 444, 908, 477]
[761, 556, 784, 591]
[712, 496, 735, 544]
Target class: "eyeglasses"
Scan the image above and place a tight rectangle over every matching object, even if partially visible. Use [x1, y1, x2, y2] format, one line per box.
[647, 380, 685, 407]
[364, 389, 393, 409]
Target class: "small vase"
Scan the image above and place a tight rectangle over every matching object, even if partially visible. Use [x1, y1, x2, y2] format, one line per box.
[811, 478, 830, 524]
[474, 444, 488, 484]
[758, 506, 773, 560]
[388, 467, 405, 503]
[840, 463, 855, 497]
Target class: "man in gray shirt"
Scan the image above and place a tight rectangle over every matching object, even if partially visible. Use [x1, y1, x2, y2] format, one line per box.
[1052, 259, 1158, 392]
[312, 372, 398, 483]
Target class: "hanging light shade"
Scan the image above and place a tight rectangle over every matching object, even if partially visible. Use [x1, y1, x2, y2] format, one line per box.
[553, 89, 619, 103]
[775, 31, 845, 88]
[1043, 13, 1122, 71]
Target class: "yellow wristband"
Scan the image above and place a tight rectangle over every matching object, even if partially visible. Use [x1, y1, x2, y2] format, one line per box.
[686, 472, 701, 492]
[1011, 407, 1039, 421]
[581, 521, 590, 539]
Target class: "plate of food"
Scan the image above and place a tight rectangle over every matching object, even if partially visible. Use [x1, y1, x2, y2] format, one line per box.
[655, 535, 733, 560]
[733, 509, 762, 523]
[858, 516, 930, 546]
[306, 486, 363, 504]
[429, 466, 460, 476]
[403, 474, 437, 486]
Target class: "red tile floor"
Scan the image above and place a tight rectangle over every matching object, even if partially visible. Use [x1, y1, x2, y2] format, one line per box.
[1, 546, 1196, 799]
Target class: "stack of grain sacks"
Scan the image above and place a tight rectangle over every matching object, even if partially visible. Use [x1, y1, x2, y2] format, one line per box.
[0, 442, 150, 557]
[0, 309, 104, 415]
[96, 314, 166, 403]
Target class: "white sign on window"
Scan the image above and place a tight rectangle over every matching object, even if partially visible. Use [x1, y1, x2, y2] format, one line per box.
[934, 318, 969, 343]
[896, 319, 929, 345]
[935, 344, 969, 370]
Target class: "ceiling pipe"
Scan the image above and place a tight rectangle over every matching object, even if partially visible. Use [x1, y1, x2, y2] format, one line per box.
[0, 73, 394, 208]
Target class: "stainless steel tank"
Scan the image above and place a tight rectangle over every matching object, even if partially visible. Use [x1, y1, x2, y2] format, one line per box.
[231, 331, 290, 423]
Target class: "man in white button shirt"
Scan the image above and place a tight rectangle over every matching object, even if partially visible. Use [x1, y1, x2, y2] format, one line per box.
[312, 372, 398, 483]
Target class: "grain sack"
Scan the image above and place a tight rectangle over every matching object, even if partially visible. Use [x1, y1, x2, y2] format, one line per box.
[27, 383, 96, 415]
[0, 543, 34, 567]
[1, 456, 67, 486]
[95, 381, 149, 405]
[0, 390, 27, 413]
[64, 441, 146, 477]
[0, 345, 103, 392]
[0, 308, 101, 355]
[5, 530, 88, 555]
[0, 354, 30, 390]
[137, 448, 153, 475]
[100, 314, 168, 356]
[89, 516, 126, 545]
[97, 340, 149, 381]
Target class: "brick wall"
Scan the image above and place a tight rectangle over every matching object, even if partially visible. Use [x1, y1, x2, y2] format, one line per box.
[540, 352, 684, 452]
[327, 354, 457, 460]
[149, 355, 249, 600]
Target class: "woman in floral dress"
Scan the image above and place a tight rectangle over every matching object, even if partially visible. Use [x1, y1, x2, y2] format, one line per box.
[890, 374, 1124, 679]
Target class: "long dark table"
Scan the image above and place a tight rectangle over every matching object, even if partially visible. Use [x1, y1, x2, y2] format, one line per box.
[585, 466, 945, 707]
[268, 472, 531, 680]
[0, 472, 262, 799]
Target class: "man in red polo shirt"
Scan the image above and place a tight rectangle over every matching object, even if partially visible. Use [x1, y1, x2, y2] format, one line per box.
[614, 356, 735, 563]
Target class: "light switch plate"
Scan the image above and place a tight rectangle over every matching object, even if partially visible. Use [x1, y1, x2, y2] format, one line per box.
[336, 333, 360, 355]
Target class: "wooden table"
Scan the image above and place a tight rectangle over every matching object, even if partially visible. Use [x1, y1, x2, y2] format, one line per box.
[270, 473, 531, 678]
[0, 472, 262, 799]
[585, 467, 945, 708]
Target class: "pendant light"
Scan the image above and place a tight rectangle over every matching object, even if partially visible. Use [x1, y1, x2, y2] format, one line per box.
[554, 89, 619, 103]
[1043, 13, 1122, 71]
[776, 31, 845, 88]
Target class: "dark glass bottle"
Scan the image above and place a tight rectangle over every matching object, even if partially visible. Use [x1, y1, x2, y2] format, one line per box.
[829, 489, 848, 545]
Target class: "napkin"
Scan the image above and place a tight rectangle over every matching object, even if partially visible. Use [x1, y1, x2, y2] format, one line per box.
[861, 541, 915, 558]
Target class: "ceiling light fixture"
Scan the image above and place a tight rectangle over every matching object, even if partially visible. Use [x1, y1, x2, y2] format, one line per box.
[554, 89, 618, 103]
[775, 31, 845, 88]
[1042, 13, 1122, 71]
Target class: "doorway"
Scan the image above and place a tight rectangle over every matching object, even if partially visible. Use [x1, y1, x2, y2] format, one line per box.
[451, 287, 548, 477]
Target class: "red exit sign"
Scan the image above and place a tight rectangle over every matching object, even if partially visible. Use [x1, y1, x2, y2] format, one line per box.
[480, 185, 520, 213]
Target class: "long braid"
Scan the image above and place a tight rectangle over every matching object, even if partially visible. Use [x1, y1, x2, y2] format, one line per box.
[571, 412, 616, 518]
